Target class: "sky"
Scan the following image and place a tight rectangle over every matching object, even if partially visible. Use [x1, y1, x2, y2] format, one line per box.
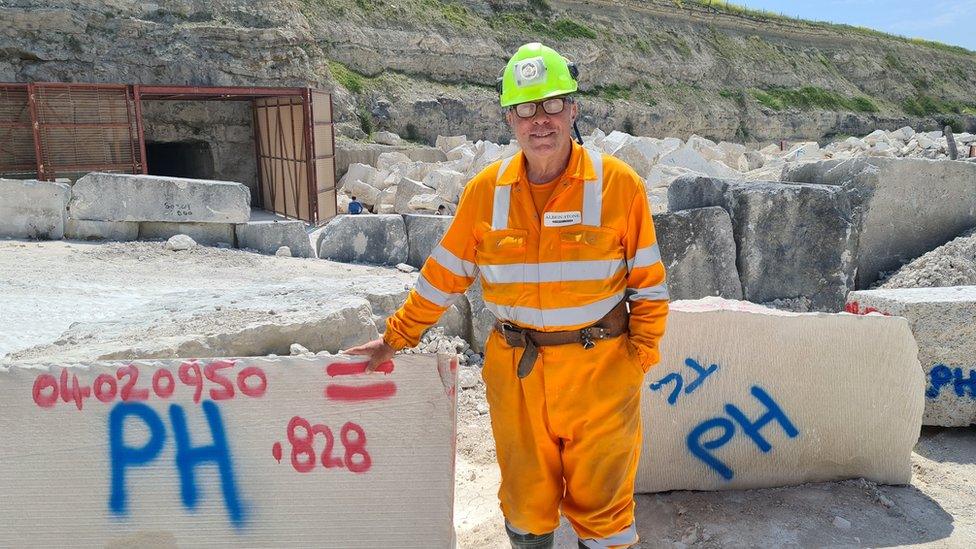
[726, 0, 976, 51]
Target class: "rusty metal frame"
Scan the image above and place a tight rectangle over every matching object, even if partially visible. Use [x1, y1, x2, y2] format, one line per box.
[0, 83, 37, 174]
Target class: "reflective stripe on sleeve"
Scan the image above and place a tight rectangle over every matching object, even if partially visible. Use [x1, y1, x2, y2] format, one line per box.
[627, 243, 662, 271]
[430, 244, 478, 278]
[627, 283, 669, 301]
[414, 274, 461, 307]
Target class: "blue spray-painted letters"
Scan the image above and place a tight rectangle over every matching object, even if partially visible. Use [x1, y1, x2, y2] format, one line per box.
[650, 358, 719, 405]
[108, 401, 245, 526]
[926, 364, 976, 399]
[686, 385, 799, 480]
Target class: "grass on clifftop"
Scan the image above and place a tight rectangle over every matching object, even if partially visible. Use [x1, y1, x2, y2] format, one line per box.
[671, 0, 974, 56]
[749, 86, 879, 113]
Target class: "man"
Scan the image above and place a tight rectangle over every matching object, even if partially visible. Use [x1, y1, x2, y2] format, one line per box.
[348, 195, 364, 215]
[346, 43, 668, 549]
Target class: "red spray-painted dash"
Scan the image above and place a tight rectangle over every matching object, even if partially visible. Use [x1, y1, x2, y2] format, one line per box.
[272, 442, 282, 463]
[325, 382, 397, 402]
[326, 360, 395, 377]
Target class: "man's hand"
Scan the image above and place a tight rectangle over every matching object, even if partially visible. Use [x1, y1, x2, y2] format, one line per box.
[343, 338, 397, 371]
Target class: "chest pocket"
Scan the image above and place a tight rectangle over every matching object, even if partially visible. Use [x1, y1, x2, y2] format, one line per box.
[475, 229, 528, 286]
[558, 226, 624, 293]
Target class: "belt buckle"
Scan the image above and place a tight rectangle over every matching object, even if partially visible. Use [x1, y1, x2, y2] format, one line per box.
[580, 327, 608, 350]
[501, 322, 526, 347]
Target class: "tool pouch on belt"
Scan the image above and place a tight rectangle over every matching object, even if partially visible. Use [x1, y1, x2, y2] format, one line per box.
[495, 300, 629, 378]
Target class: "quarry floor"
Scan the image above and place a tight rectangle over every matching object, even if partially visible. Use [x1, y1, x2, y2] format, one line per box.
[2, 239, 974, 548]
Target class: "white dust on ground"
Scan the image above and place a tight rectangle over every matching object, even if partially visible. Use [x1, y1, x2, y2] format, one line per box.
[3, 238, 974, 548]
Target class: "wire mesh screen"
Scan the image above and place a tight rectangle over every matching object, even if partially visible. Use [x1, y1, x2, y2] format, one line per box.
[33, 83, 141, 180]
[0, 84, 36, 178]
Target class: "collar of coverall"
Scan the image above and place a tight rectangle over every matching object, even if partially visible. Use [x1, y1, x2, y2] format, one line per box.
[496, 139, 595, 187]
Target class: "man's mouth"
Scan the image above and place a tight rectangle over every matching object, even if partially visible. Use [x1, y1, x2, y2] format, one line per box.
[530, 130, 555, 138]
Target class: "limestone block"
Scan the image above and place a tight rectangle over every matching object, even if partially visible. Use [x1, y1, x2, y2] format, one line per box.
[891, 126, 916, 141]
[394, 177, 436, 213]
[845, 286, 976, 427]
[69, 173, 250, 223]
[377, 151, 411, 171]
[0, 354, 456, 546]
[403, 214, 453, 269]
[658, 143, 741, 179]
[783, 157, 976, 288]
[436, 135, 468, 153]
[317, 214, 408, 266]
[407, 193, 446, 213]
[0, 178, 70, 240]
[235, 220, 315, 258]
[65, 219, 139, 241]
[614, 139, 668, 177]
[423, 169, 465, 203]
[669, 176, 857, 311]
[782, 141, 820, 162]
[340, 177, 381, 208]
[374, 130, 402, 145]
[743, 150, 765, 171]
[636, 297, 924, 492]
[140, 222, 236, 247]
[653, 207, 742, 300]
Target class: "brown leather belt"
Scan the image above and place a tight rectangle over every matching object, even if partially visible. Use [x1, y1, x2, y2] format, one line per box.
[493, 300, 629, 378]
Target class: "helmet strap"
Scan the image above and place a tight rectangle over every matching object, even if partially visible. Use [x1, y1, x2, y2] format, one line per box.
[573, 119, 583, 145]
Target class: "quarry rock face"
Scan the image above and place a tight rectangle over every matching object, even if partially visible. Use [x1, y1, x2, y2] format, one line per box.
[846, 286, 976, 427]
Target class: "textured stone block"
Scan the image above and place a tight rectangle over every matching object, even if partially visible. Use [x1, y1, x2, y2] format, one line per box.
[0, 354, 456, 546]
[0, 178, 69, 240]
[65, 219, 139, 241]
[140, 222, 235, 247]
[317, 214, 408, 266]
[636, 298, 924, 492]
[69, 172, 250, 223]
[235, 220, 315, 258]
[403, 214, 453, 269]
[783, 157, 976, 287]
[669, 176, 857, 310]
[653, 206, 742, 300]
[846, 286, 976, 426]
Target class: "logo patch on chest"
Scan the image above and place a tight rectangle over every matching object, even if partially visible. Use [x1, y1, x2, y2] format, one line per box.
[543, 211, 582, 227]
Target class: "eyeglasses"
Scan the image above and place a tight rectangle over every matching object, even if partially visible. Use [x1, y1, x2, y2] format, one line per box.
[512, 97, 568, 119]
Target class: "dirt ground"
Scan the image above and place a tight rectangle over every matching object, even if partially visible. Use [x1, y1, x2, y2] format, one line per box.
[3, 239, 974, 548]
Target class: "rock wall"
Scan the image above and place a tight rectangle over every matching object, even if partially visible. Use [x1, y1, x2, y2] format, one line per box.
[2, 0, 975, 146]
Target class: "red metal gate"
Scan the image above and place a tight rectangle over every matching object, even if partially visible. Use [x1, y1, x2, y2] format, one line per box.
[0, 83, 142, 180]
[0, 84, 34, 178]
[252, 90, 336, 224]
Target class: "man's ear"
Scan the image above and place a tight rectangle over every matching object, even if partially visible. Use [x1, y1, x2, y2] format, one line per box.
[505, 108, 514, 126]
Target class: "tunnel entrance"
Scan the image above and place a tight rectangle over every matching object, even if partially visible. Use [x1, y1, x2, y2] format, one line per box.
[145, 140, 215, 180]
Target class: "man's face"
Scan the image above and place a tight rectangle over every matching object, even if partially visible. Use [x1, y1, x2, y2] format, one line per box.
[506, 96, 578, 159]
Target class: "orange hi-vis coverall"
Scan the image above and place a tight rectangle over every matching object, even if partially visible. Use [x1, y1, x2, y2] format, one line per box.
[384, 141, 669, 548]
